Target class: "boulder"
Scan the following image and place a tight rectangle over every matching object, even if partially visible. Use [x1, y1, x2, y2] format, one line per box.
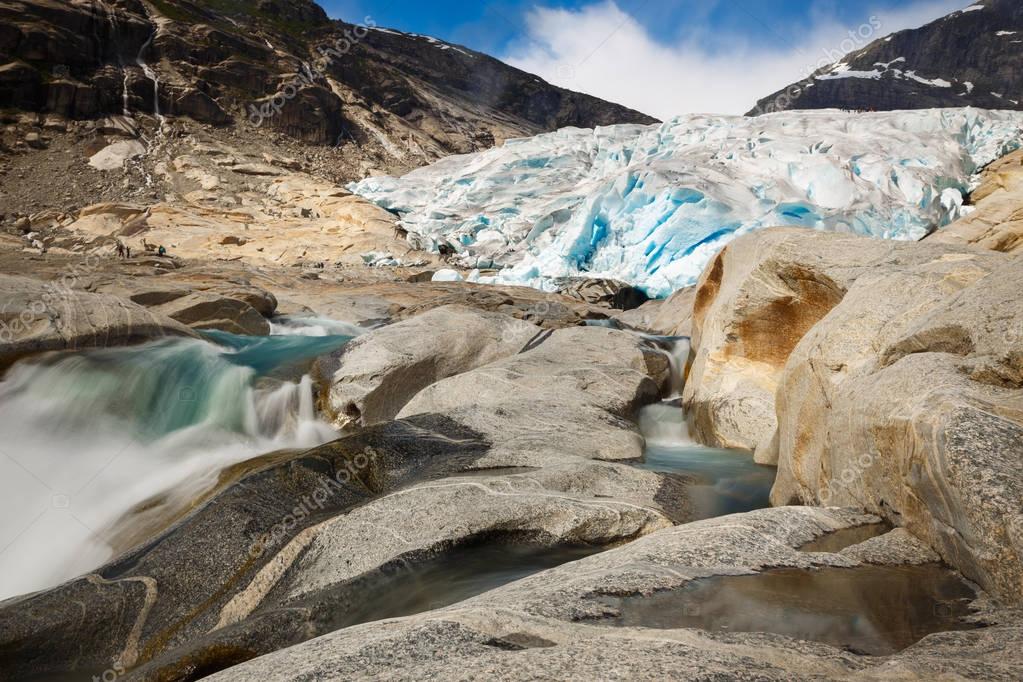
[554, 277, 650, 311]
[88, 140, 147, 172]
[150, 291, 271, 336]
[682, 228, 980, 451]
[24, 131, 46, 149]
[683, 229, 883, 450]
[90, 276, 278, 336]
[613, 286, 696, 336]
[398, 326, 665, 464]
[767, 252, 1023, 602]
[317, 305, 541, 428]
[0, 273, 194, 370]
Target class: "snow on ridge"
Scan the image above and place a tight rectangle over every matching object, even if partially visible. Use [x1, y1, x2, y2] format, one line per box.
[817, 58, 958, 89]
[818, 69, 883, 81]
[350, 109, 1023, 298]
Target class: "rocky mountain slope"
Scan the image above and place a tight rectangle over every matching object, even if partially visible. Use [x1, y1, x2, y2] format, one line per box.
[750, 0, 1023, 114]
[0, 0, 655, 177]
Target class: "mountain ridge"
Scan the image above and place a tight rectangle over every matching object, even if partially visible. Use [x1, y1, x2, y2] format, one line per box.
[750, 0, 1023, 115]
[0, 0, 657, 177]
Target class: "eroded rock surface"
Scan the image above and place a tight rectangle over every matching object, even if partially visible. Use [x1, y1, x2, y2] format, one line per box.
[317, 305, 541, 428]
[682, 228, 987, 451]
[0, 272, 194, 369]
[207, 507, 1023, 682]
[399, 326, 666, 464]
[677, 226, 1023, 603]
[0, 318, 683, 681]
[768, 252, 1023, 602]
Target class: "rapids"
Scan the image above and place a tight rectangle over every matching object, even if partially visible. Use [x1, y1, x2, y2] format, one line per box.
[0, 327, 354, 601]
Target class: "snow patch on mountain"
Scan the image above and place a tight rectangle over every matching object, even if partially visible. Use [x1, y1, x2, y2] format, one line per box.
[350, 108, 1023, 298]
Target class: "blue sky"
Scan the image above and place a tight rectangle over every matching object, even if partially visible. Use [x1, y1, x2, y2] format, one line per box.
[321, 0, 969, 117]
[324, 1, 954, 56]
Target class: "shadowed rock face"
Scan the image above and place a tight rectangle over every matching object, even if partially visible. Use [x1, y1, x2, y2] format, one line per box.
[0, 0, 656, 153]
[750, 0, 1023, 115]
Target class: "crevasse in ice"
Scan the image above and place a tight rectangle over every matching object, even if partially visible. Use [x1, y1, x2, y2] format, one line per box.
[350, 108, 1023, 298]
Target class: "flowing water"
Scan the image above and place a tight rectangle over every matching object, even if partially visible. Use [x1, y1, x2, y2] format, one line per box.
[136, 27, 163, 127]
[0, 328, 354, 601]
[637, 401, 775, 519]
[269, 315, 366, 338]
[642, 336, 691, 399]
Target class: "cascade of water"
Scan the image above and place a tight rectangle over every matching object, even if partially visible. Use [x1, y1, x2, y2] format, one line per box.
[642, 335, 691, 399]
[269, 315, 366, 337]
[93, 0, 132, 116]
[0, 330, 353, 601]
[136, 29, 162, 124]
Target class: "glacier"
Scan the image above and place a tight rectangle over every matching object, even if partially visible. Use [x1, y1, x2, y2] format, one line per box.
[350, 109, 1023, 298]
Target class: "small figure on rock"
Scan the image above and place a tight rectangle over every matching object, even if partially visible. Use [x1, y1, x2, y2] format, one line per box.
[158, 245, 167, 257]
[115, 241, 126, 258]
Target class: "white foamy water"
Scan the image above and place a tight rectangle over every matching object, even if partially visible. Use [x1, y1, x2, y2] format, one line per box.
[270, 315, 366, 337]
[0, 330, 352, 601]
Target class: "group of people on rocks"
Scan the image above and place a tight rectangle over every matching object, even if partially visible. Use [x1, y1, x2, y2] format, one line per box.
[115, 241, 167, 259]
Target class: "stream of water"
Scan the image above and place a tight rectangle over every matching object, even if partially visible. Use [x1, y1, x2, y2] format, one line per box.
[632, 335, 776, 518]
[637, 400, 775, 519]
[0, 328, 353, 601]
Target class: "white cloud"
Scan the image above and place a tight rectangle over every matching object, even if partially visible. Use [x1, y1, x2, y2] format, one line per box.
[502, 0, 969, 119]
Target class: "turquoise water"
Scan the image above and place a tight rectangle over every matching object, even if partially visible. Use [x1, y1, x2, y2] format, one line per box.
[2, 332, 353, 440]
[640, 443, 775, 518]
[203, 330, 353, 379]
[637, 402, 775, 519]
[0, 327, 354, 601]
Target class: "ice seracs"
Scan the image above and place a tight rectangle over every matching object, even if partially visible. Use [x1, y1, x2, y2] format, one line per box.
[351, 108, 1023, 298]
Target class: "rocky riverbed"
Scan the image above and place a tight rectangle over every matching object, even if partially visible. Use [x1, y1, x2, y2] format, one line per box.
[0, 136, 1021, 682]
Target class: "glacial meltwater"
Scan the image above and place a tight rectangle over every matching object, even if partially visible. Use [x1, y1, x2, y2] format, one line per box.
[0, 327, 354, 601]
[637, 401, 775, 519]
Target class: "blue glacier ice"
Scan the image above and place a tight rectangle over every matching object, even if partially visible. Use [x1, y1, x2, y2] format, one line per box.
[350, 109, 1023, 298]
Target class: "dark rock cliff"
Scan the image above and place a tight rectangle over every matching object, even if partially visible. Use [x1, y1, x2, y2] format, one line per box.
[0, 0, 657, 154]
[750, 0, 1023, 114]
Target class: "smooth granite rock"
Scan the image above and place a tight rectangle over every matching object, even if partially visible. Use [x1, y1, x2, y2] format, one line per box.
[768, 253, 1023, 602]
[316, 305, 541, 428]
[0, 272, 194, 369]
